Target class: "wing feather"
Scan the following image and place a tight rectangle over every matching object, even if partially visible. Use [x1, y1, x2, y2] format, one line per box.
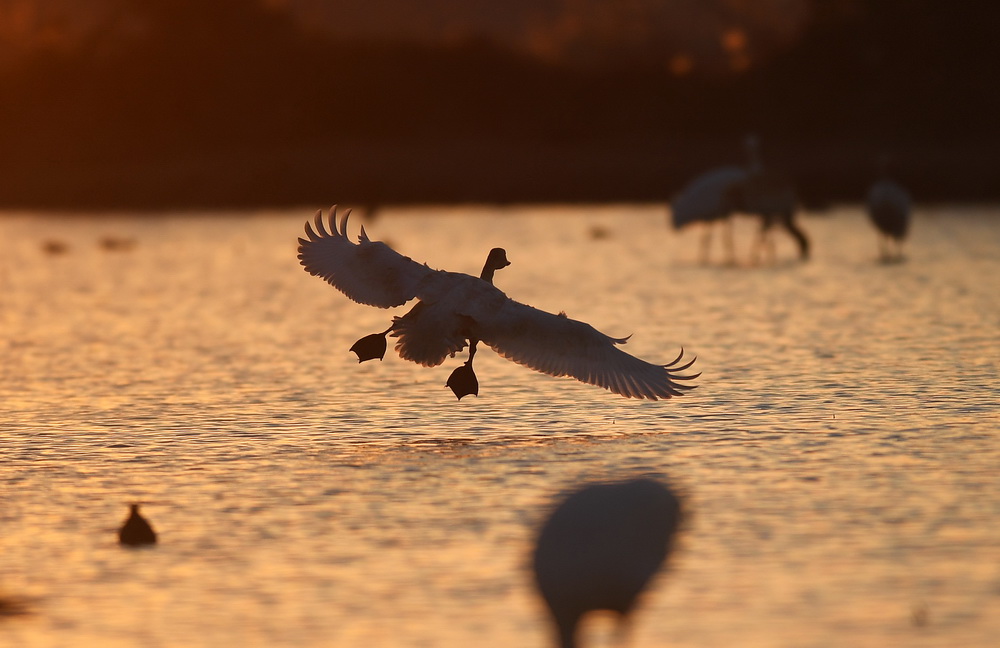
[479, 300, 698, 400]
[297, 207, 432, 308]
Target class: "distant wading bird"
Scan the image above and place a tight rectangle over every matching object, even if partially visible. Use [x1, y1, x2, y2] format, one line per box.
[118, 504, 157, 546]
[297, 207, 698, 400]
[867, 164, 911, 263]
[533, 478, 683, 648]
[671, 135, 809, 264]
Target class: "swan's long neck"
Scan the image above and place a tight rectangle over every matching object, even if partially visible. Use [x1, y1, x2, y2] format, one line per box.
[479, 249, 509, 285]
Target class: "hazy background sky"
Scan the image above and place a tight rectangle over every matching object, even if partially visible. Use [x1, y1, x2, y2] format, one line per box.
[281, 0, 814, 70]
[0, 0, 817, 70]
[0, 0, 995, 209]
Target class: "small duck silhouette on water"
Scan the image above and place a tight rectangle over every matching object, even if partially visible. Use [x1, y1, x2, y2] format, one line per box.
[118, 504, 157, 546]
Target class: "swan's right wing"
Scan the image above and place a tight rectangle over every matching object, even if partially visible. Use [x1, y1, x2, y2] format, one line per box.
[479, 300, 699, 400]
[298, 207, 433, 308]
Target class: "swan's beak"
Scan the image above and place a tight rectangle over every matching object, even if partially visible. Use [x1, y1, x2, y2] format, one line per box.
[446, 363, 479, 399]
[350, 332, 388, 362]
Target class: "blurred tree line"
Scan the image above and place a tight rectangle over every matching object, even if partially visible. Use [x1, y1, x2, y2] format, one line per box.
[0, 0, 997, 209]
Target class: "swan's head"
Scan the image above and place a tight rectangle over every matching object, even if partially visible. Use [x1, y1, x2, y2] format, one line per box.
[480, 248, 510, 283]
[486, 248, 510, 271]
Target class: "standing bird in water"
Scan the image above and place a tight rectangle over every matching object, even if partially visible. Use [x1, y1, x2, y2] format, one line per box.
[298, 207, 698, 400]
[118, 504, 157, 546]
[669, 165, 746, 264]
[728, 135, 810, 263]
[533, 478, 683, 648]
[867, 161, 911, 263]
[671, 135, 809, 264]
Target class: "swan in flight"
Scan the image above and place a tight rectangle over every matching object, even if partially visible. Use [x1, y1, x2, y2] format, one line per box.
[867, 160, 911, 263]
[297, 207, 699, 400]
[671, 135, 809, 263]
[533, 478, 683, 648]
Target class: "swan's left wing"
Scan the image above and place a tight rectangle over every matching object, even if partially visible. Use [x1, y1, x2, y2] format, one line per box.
[479, 301, 698, 400]
[297, 207, 433, 308]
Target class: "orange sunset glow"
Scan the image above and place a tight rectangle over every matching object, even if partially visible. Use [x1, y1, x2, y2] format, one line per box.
[1, 2, 999, 647]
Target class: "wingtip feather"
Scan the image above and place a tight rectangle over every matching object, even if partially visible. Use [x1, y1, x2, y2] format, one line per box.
[314, 210, 330, 237]
[665, 347, 686, 367]
[339, 208, 352, 237]
[669, 356, 698, 373]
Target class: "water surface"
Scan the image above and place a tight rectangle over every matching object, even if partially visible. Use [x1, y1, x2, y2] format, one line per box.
[1, 205, 998, 647]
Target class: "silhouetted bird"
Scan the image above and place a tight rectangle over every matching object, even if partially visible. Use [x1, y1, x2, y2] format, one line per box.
[298, 207, 699, 400]
[118, 504, 157, 546]
[867, 164, 911, 263]
[672, 135, 809, 263]
[737, 135, 809, 262]
[671, 165, 746, 263]
[533, 478, 683, 648]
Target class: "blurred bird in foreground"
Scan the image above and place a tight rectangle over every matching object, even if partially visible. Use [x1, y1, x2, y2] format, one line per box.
[118, 504, 157, 546]
[533, 478, 683, 648]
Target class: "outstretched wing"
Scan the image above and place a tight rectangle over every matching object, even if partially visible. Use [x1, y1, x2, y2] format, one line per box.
[478, 300, 699, 400]
[297, 206, 433, 308]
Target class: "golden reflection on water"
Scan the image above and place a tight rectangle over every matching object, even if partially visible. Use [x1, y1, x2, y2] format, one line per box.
[0, 206, 999, 647]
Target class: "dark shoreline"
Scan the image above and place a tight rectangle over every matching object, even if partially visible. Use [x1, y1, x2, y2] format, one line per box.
[1, 132, 993, 212]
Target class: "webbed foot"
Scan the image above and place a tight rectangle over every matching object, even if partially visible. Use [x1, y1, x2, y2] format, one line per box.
[350, 328, 391, 362]
[446, 362, 479, 400]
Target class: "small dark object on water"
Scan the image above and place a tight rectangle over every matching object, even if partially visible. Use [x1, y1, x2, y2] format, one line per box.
[119, 504, 157, 546]
[0, 594, 31, 617]
[99, 236, 137, 252]
[588, 225, 612, 240]
[41, 240, 69, 255]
